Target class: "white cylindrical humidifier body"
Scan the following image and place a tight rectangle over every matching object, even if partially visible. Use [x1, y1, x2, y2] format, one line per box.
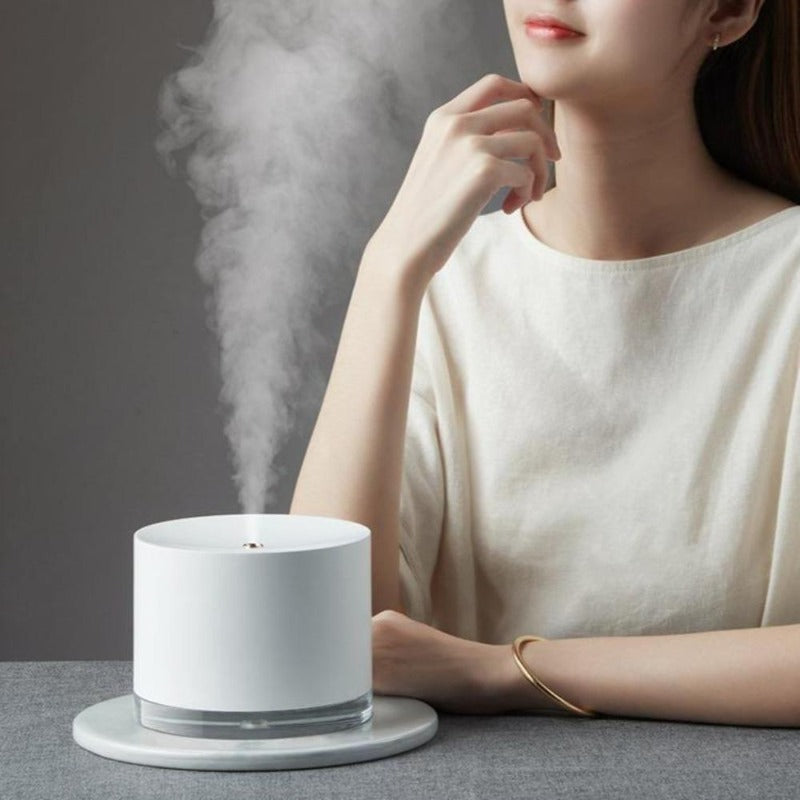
[133, 514, 373, 739]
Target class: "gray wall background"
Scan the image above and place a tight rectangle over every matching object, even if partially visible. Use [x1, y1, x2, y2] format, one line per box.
[1, 1, 514, 660]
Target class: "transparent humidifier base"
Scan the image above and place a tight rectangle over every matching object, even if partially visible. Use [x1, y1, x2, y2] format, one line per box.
[134, 690, 373, 739]
[73, 693, 438, 770]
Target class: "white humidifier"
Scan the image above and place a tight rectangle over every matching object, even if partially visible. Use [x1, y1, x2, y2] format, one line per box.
[134, 513, 372, 739]
[72, 514, 438, 770]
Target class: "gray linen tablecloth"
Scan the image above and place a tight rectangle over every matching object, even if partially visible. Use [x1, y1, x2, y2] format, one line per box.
[2, 661, 799, 799]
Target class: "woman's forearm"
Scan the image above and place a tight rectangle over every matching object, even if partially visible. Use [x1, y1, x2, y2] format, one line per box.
[491, 623, 800, 727]
[290, 240, 429, 616]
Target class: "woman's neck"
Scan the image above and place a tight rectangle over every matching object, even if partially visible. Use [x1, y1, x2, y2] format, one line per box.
[524, 98, 790, 261]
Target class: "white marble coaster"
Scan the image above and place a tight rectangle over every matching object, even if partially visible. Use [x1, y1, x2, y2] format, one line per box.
[72, 694, 438, 771]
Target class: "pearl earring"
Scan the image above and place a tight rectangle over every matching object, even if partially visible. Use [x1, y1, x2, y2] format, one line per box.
[712, 32, 721, 51]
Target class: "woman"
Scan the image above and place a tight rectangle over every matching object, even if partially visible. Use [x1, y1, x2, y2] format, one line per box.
[291, 0, 800, 725]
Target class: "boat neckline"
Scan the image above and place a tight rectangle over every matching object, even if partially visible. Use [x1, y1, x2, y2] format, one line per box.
[502, 203, 800, 273]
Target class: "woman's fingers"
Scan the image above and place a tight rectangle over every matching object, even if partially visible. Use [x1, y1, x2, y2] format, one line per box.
[442, 72, 543, 116]
[483, 127, 555, 211]
[480, 129, 561, 163]
[468, 97, 560, 159]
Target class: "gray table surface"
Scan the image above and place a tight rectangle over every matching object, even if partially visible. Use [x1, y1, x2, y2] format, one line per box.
[2, 661, 799, 799]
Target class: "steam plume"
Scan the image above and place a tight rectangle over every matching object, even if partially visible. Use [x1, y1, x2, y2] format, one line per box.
[154, 0, 476, 513]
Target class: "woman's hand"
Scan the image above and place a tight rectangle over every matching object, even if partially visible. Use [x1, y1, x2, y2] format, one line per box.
[369, 72, 561, 283]
[371, 609, 526, 714]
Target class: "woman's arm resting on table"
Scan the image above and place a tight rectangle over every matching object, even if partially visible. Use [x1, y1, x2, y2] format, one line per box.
[495, 623, 800, 728]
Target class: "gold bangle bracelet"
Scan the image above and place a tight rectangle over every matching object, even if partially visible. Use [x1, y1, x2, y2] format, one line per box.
[512, 635, 598, 718]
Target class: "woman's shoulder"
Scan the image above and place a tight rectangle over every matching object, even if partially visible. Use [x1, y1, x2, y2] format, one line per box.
[743, 191, 797, 218]
[717, 187, 798, 235]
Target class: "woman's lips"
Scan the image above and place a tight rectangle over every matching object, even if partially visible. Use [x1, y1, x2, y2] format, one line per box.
[524, 21, 583, 39]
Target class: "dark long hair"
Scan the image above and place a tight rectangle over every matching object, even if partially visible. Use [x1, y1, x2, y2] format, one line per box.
[695, 0, 800, 204]
[546, 2, 800, 205]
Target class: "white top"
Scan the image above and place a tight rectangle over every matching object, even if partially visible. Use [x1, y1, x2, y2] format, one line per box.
[398, 204, 800, 644]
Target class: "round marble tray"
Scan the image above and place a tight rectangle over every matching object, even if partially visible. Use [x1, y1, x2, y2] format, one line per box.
[72, 693, 438, 770]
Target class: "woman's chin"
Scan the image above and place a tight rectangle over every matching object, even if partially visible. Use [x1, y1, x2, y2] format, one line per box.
[520, 79, 578, 103]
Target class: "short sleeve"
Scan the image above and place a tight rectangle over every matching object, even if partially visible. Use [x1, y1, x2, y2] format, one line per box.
[762, 356, 800, 625]
[398, 285, 446, 625]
